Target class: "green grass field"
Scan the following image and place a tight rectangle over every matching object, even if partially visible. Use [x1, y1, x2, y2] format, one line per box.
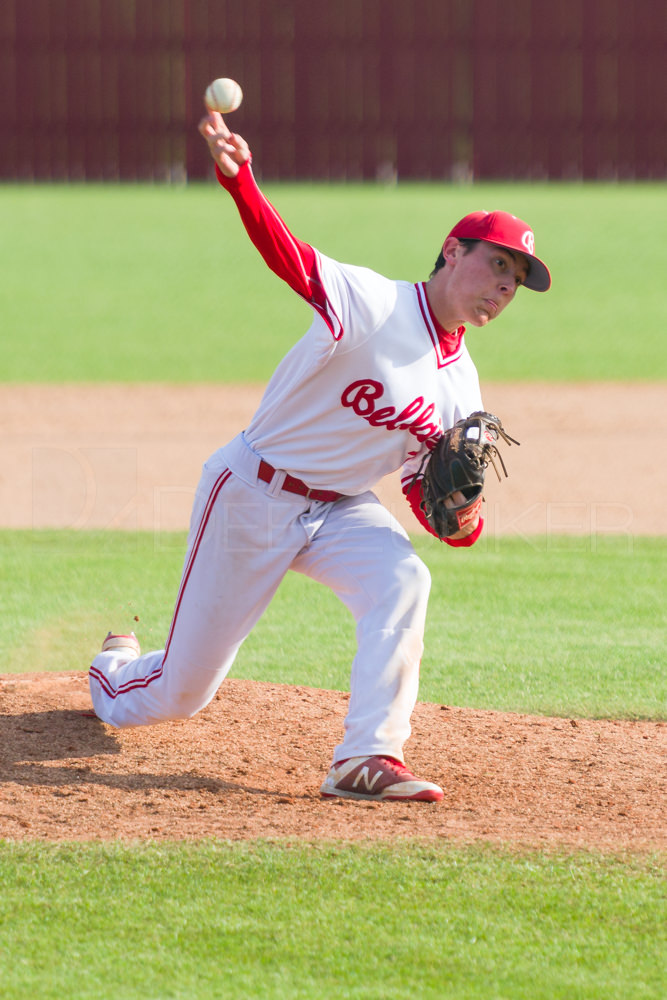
[1, 182, 665, 999]
[1, 842, 665, 1000]
[1, 180, 666, 382]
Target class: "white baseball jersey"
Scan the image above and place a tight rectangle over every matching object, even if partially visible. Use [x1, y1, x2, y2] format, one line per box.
[218, 163, 484, 523]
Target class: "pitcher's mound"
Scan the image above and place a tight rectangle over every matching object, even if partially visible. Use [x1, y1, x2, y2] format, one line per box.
[1, 671, 664, 851]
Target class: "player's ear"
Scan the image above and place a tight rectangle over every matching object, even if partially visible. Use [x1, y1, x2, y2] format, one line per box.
[441, 235, 461, 265]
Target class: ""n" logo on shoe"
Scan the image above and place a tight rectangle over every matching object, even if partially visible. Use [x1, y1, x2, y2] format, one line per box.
[352, 766, 382, 792]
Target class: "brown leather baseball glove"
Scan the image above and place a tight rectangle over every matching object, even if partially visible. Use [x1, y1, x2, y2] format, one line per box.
[419, 411, 519, 539]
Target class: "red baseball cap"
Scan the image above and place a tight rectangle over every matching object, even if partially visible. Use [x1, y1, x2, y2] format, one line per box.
[447, 210, 551, 292]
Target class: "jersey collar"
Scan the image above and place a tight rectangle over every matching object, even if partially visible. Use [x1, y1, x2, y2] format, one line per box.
[415, 283, 465, 366]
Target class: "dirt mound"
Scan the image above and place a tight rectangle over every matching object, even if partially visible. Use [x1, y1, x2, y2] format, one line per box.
[1, 672, 664, 851]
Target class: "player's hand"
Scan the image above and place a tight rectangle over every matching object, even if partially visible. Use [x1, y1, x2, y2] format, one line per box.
[198, 111, 250, 177]
[444, 490, 480, 539]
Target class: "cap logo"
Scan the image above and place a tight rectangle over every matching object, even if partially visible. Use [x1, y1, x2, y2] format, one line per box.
[521, 230, 535, 255]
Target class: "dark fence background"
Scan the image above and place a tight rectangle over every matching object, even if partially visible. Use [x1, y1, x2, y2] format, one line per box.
[1, 0, 665, 182]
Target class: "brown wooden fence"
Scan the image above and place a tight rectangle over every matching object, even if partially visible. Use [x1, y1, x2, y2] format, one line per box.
[1, 0, 665, 181]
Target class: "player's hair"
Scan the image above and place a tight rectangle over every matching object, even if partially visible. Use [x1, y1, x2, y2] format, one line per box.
[430, 238, 479, 278]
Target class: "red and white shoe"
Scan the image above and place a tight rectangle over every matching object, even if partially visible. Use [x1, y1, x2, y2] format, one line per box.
[320, 756, 443, 803]
[100, 631, 141, 658]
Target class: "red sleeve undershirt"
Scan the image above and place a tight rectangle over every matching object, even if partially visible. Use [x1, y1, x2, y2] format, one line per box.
[216, 161, 483, 548]
[215, 162, 335, 331]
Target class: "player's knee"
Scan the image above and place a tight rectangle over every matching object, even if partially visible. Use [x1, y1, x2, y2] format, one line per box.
[173, 699, 202, 720]
[405, 553, 431, 605]
[389, 552, 431, 624]
[167, 681, 218, 721]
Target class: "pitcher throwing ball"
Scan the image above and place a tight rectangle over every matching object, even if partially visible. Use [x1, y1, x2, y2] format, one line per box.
[89, 108, 551, 803]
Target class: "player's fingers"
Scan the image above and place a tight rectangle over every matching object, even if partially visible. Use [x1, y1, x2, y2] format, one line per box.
[210, 109, 232, 139]
[198, 122, 235, 161]
[197, 115, 215, 139]
[228, 132, 250, 160]
[444, 490, 467, 508]
[198, 112, 232, 141]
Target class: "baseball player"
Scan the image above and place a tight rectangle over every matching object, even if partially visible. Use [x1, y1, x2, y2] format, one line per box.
[89, 111, 550, 803]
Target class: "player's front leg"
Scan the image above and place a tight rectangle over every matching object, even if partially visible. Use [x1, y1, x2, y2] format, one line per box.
[291, 492, 432, 762]
[292, 493, 442, 802]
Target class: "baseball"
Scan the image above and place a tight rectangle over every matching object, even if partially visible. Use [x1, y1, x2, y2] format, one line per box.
[204, 77, 243, 114]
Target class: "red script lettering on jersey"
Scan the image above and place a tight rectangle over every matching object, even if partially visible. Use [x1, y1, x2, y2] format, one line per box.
[341, 379, 443, 445]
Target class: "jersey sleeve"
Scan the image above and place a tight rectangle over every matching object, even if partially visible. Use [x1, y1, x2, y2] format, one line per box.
[216, 162, 342, 337]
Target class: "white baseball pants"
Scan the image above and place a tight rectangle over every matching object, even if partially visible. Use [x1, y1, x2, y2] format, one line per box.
[89, 436, 431, 764]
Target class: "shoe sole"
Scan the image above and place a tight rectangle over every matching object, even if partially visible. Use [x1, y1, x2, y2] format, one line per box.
[321, 788, 443, 803]
[101, 634, 140, 656]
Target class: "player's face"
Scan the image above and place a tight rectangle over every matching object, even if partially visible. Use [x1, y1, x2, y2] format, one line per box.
[445, 241, 529, 328]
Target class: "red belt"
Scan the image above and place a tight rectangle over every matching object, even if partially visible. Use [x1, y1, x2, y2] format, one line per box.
[258, 460, 344, 503]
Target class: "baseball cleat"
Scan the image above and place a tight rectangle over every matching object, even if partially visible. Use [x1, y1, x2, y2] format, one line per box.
[100, 631, 141, 658]
[320, 756, 443, 803]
